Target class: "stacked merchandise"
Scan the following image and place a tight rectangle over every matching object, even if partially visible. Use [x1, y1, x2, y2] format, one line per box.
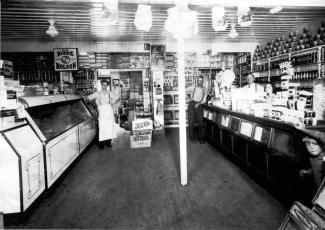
[0, 60, 13, 79]
[89, 53, 96, 68]
[129, 71, 142, 104]
[142, 69, 151, 112]
[253, 20, 325, 60]
[198, 53, 211, 67]
[236, 53, 251, 87]
[74, 69, 96, 95]
[106, 53, 150, 69]
[130, 118, 153, 148]
[95, 53, 108, 69]
[78, 52, 91, 69]
[163, 52, 201, 127]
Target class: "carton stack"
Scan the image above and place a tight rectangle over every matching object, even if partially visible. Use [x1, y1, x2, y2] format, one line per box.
[130, 118, 153, 148]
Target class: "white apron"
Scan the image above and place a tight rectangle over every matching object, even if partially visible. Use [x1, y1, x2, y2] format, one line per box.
[97, 92, 116, 141]
[98, 102, 117, 141]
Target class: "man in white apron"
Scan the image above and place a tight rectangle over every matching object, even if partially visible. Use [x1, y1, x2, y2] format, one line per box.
[88, 80, 118, 149]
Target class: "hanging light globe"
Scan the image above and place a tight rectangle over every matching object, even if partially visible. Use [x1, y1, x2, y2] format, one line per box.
[134, 4, 152, 31]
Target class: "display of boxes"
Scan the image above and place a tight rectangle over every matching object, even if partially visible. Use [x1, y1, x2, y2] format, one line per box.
[130, 118, 153, 148]
[130, 129, 152, 148]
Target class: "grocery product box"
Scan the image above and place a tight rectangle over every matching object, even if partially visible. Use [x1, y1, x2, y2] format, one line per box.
[130, 129, 152, 148]
[132, 118, 153, 131]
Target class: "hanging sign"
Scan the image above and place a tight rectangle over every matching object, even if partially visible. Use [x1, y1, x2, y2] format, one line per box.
[150, 45, 165, 70]
[54, 48, 78, 71]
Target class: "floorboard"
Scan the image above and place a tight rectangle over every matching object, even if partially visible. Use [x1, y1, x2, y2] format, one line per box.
[7, 128, 286, 229]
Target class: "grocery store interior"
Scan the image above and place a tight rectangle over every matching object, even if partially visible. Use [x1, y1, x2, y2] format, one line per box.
[1, 0, 325, 229]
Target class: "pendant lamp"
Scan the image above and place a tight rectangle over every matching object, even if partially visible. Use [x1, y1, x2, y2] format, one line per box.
[134, 4, 152, 31]
[46, 19, 59, 37]
[237, 2, 253, 27]
[212, 6, 228, 31]
[165, 1, 199, 39]
[228, 24, 238, 38]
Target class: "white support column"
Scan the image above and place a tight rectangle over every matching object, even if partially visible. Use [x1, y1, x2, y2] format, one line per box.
[0, 212, 3, 229]
[177, 38, 187, 186]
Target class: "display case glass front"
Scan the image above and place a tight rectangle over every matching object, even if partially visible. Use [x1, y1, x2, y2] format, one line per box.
[230, 117, 241, 133]
[253, 126, 271, 144]
[221, 114, 230, 127]
[27, 100, 91, 139]
[270, 130, 293, 155]
[240, 120, 253, 137]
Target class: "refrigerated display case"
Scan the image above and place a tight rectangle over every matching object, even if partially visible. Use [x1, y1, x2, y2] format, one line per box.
[0, 95, 96, 214]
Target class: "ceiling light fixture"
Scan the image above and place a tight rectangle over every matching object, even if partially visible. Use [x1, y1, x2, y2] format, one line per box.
[269, 6, 283, 14]
[97, 0, 119, 25]
[165, 0, 199, 39]
[212, 6, 228, 31]
[46, 19, 59, 37]
[134, 4, 152, 32]
[228, 24, 238, 38]
[237, 2, 253, 27]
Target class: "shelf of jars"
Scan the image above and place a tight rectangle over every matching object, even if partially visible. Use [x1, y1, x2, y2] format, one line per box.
[251, 45, 325, 82]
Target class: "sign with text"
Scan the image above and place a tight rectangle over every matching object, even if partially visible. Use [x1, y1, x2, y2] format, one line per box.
[54, 48, 78, 71]
[132, 118, 153, 131]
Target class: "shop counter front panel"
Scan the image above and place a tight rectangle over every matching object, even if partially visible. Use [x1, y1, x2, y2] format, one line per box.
[212, 123, 221, 143]
[0, 135, 21, 214]
[232, 135, 247, 161]
[79, 118, 96, 153]
[45, 127, 79, 188]
[2, 125, 45, 213]
[202, 105, 314, 205]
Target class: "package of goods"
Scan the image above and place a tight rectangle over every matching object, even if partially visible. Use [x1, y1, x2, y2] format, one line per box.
[0, 86, 7, 108]
[132, 118, 153, 131]
[130, 118, 153, 148]
[0, 60, 14, 78]
[130, 129, 152, 148]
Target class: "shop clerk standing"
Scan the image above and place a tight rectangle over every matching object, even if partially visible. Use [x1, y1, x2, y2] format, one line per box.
[88, 80, 118, 149]
[188, 76, 206, 143]
[242, 73, 264, 93]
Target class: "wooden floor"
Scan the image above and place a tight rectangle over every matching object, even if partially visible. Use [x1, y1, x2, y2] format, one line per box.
[9, 129, 286, 229]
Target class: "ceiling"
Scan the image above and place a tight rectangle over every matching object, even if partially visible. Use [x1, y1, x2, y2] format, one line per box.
[1, 0, 325, 43]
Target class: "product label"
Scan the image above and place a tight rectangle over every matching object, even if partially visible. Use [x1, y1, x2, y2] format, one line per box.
[6, 90, 16, 100]
[0, 109, 15, 117]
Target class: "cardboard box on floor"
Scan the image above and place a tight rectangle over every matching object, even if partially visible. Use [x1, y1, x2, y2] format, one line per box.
[130, 118, 153, 148]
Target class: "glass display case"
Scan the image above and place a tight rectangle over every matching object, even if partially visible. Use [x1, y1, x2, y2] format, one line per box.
[27, 100, 91, 140]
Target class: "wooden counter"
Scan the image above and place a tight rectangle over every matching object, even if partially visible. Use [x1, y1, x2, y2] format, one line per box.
[202, 104, 315, 207]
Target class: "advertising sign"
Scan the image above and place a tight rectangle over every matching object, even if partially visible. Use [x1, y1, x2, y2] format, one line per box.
[152, 71, 164, 130]
[54, 48, 78, 71]
[132, 119, 153, 131]
[150, 45, 165, 70]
